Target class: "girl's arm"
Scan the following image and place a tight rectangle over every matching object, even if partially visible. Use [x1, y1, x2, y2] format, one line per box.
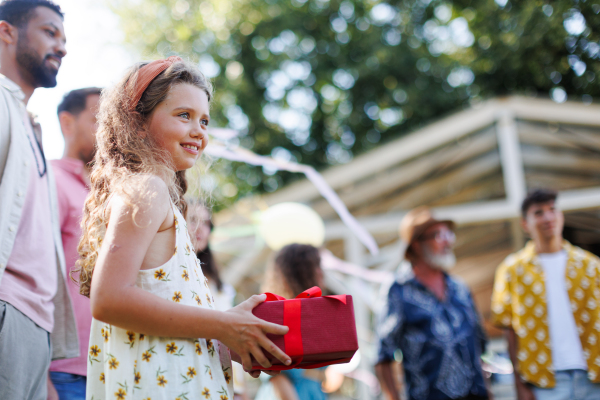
[90, 177, 290, 370]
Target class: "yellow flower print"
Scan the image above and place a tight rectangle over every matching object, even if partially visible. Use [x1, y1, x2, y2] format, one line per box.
[157, 375, 168, 387]
[166, 342, 178, 354]
[195, 295, 202, 306]
[220, 395, 229, 400]
[173, 246, 177, 256]
[182, 270, 189, 281]
[187, 367, 197, 378]
[89, 345, 101, 357]
[115, 388, 126, 399]
[185, 243, 191, 255]
[206, 294, 212, 305]
[108, 357, 119, 370]
[139, 333, 145, 341]
[195, 342, 203, 355]
[173, 291, 182, 302]
[205, 365, 213, 379]
[142, 351, 152, 362]
[202, 388, 210, 398]
[101, 327, 110, 342]
[206, 339, 216, 356]
[223, 371, 231, 384]
[100, 373, 105, 383]
[125, 331, 136, 348]
[134, 371, 141, 384]
[154, 269, 171, 281]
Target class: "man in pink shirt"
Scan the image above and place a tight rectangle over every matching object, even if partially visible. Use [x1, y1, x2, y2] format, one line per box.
[49, 87, 101, 400]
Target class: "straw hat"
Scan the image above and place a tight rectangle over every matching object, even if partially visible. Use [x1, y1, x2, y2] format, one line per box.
[399, 206, 455, 259]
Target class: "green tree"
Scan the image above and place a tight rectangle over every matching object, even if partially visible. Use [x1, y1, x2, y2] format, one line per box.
[111, 0, 600, 208]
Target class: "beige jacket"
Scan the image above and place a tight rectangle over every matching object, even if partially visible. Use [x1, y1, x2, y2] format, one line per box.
[0, 73, 79, 360]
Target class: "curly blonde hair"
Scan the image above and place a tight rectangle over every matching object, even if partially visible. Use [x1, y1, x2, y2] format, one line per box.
[76, 59, 212, 297]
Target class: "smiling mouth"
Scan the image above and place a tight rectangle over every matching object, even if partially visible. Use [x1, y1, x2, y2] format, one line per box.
[181, 144, 199, 151]
[46, 57, 61, 70]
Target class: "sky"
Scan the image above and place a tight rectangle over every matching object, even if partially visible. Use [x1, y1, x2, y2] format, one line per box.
[28, 0, 136, 160]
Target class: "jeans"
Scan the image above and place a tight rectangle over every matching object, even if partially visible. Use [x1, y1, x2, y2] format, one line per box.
[49, 372, 86, 400]
[533, 370, 600, 400]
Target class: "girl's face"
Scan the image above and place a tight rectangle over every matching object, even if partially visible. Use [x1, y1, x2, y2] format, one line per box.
[147, 83, 210, 171]
[187, 204, 212, 251]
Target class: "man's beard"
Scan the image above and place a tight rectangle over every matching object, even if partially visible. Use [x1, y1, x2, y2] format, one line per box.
[423, 246, 456, 272]
[16, 36, 59, 88]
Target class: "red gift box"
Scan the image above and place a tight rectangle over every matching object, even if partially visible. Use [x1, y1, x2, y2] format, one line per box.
[249, 287, 358, 370]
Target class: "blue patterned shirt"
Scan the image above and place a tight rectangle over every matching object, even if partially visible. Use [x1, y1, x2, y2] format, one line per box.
[377, 268, 488, 400]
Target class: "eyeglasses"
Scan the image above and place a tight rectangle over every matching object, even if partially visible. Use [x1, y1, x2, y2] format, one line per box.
[418, 229, 456, 244]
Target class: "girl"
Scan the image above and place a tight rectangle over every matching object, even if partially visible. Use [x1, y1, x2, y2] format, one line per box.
[76, 57, 290, 400]
[187, 202, 236, 312]
[255, 244, 328, 400]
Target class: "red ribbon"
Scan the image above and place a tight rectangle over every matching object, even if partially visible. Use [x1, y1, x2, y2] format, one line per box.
[255, 287, 351, 370]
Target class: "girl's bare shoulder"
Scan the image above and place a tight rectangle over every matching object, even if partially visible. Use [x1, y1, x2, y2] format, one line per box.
[106, 174, 172, 231]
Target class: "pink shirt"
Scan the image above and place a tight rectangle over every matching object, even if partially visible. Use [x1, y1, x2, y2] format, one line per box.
[49, 158, 92, 376]
[0, 111, 57, 332]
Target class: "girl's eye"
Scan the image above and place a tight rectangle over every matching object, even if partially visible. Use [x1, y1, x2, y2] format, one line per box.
[201, 119, 209, 126]
[46, 29, 55, 37]
[179, 112, 190, 120]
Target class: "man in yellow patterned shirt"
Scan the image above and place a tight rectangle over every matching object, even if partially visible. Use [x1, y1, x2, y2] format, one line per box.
[491, 189, 600, 400]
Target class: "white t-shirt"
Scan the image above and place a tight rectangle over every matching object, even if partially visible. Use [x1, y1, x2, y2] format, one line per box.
[539, 251, 587, 371]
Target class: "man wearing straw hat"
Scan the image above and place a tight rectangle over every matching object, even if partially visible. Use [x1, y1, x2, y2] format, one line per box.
[376, 207, 490, 400]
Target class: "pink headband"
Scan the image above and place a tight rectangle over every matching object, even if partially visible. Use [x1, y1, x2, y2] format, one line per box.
[128, 56, 182, 110]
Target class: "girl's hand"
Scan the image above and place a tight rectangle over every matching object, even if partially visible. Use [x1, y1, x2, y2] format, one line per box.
[229, 348, 282, 379]
[221, 294, 291, 372]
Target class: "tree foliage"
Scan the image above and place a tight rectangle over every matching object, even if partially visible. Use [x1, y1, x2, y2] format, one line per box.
[110, 0, 600, 208]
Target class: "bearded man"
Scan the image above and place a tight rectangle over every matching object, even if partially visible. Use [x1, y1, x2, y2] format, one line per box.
[0, 1, 78, 399]
[375, 207, 491, 400]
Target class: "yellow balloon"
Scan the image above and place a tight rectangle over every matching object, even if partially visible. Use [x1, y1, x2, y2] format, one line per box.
[259, 202, 325, 251]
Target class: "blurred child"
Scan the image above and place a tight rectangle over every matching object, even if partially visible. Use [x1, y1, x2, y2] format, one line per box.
[256, 244, 327, 400]
[187, 201, 249, 400]
[76, 57, 290, 399]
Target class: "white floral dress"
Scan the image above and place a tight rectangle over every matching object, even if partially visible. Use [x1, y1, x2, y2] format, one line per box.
[87, 206, 233, 400]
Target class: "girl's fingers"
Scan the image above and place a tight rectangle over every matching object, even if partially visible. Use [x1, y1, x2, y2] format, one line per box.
[258, 336, 291, 366]
[261, 320, 289, 336]
[243, 294, 266, 310]
[248, 370, 262, 378]
[250, 345, 272, 369]
[240, 353, 253, 373]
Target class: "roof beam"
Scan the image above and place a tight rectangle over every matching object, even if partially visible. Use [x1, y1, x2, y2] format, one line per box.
[505, 96, 600, 126]
[324, 187, 600, 238]
[309, 128, 498, 218]
[263, 104, 498, 205]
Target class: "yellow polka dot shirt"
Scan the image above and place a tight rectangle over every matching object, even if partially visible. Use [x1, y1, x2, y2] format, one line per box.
[491, 241, 600, 388]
